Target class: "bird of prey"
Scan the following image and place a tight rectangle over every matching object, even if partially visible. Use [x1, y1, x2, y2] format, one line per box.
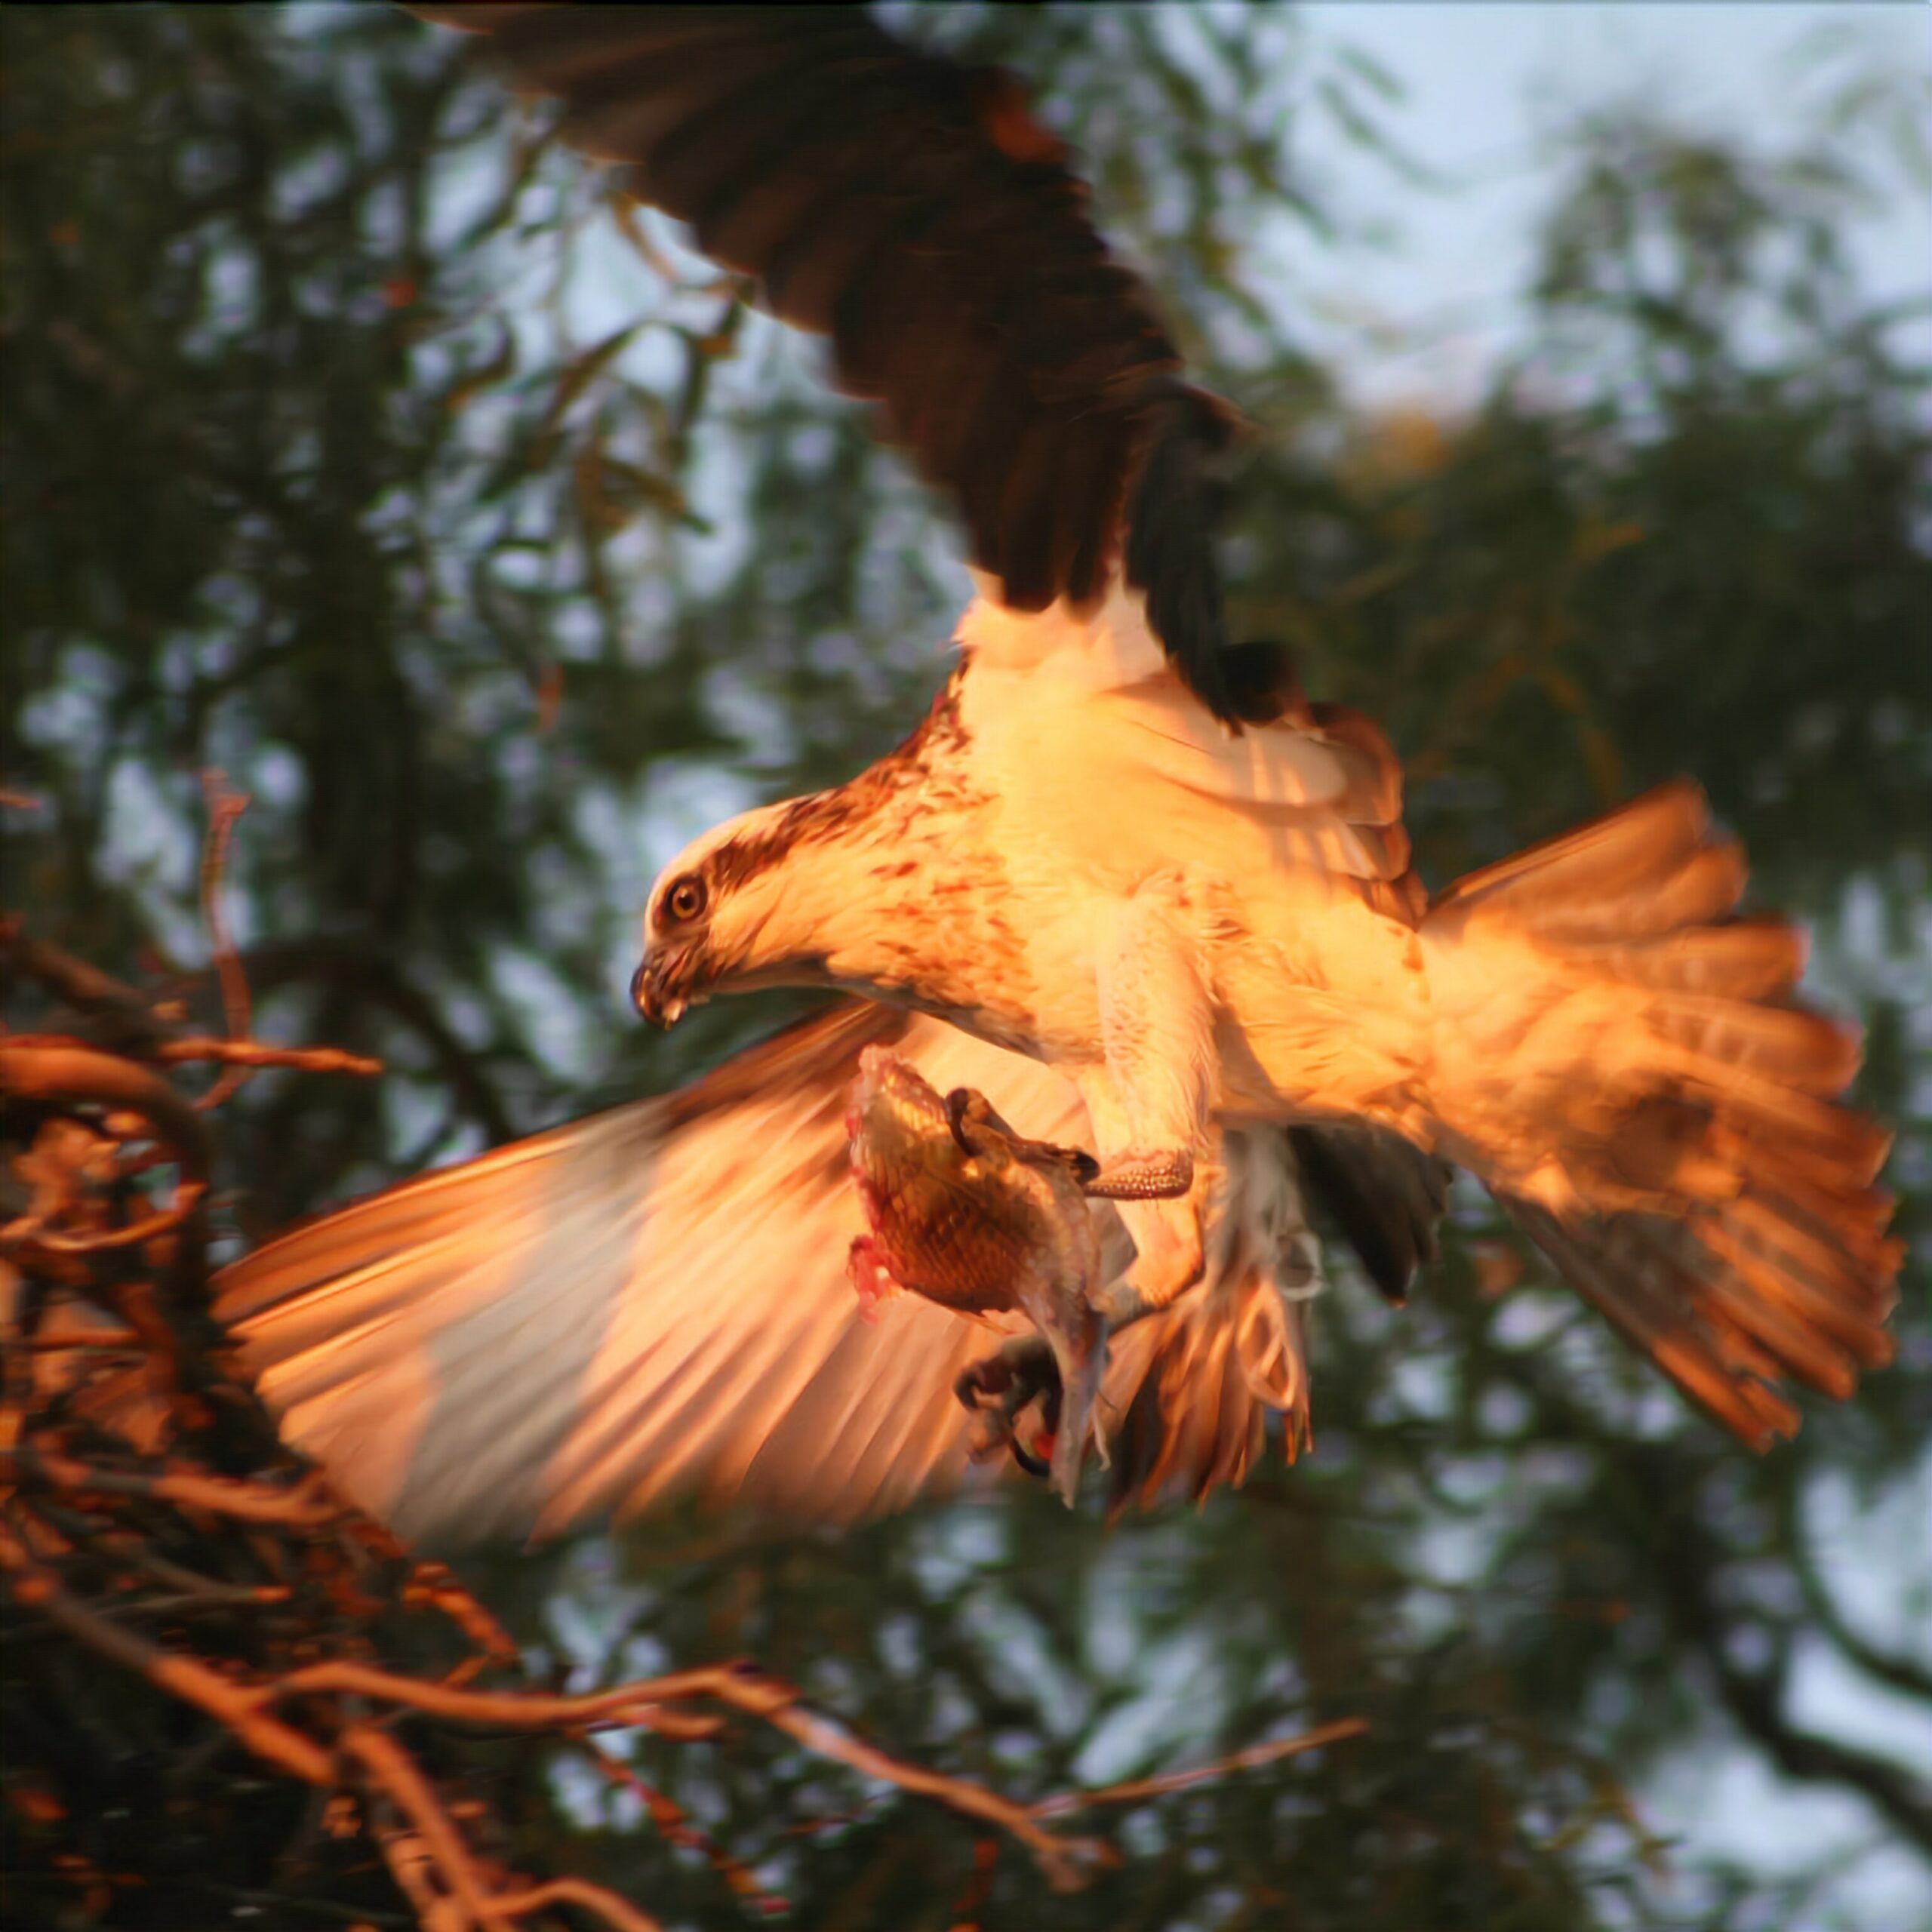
[217, 5, 1898, 1548]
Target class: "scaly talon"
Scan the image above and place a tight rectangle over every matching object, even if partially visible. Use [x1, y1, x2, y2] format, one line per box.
[955, 1336, 1062, 1481]
[1084, 1147, 1194, 1201]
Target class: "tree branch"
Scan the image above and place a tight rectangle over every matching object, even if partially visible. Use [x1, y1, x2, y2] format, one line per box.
[1654, 1479, 1932, 1859]
[1782, 1484, 1932, 1705]
[215, 936, 516, 1145]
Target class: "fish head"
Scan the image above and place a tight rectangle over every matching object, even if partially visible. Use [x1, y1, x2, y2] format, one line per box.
[848, 1047, 952, 1157]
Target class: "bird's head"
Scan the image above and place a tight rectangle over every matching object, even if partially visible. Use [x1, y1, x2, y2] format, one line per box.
[630, 795, 853, 1028]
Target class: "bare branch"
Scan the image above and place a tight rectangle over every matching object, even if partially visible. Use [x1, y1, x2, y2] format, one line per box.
[1032, 1718, 1371, 1817]
[195, 772, 256, 1109]
[259, 1658, 1113, 1884]
[211, 937, 516, 1144]
[577, 1737, 783, 1915]
[1782, 1484, 1932, 1705]
[0, 1039, 212, 1182]
[5, 1447, 342, 1526]
[348, 1725, 665, 1932]
[1655, 1483, 1932, 1857]
[155, 1036, 384, 1078]
[0, 1521, 336, 1786]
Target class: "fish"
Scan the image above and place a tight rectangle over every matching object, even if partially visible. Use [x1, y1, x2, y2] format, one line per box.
[844, 1047, 1110, 1504]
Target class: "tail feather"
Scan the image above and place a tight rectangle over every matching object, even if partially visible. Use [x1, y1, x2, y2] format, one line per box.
[1667, 1060, 1889, 1182]
[1427, 783, 1900, 1447]
[1562, 918, 1805, 998]
[1432, 781, 1719, 924]
[1509, 1203, 1808, 1442]
[1649, 995, 1860, 1094]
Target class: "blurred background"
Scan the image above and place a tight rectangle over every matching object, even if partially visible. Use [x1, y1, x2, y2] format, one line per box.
[4, 4, 1927, 1927]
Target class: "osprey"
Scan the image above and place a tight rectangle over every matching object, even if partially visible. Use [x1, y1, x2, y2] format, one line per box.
[217, 5, 1898, 1546]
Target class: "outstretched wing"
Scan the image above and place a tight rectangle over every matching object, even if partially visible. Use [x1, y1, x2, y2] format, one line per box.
[412, 4, 1242, 718]
[217, 1003, 1338, 1546]
[219, 1006, 1025, 1543]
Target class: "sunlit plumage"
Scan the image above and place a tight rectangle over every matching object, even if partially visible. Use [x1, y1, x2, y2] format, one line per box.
[215, 5, 1899, 1546]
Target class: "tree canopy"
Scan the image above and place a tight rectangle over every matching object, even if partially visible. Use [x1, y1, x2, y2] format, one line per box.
[5, 6, 1927, 1928]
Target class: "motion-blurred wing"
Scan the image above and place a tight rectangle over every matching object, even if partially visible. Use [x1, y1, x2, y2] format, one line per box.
[217, 1004, 1324, 1546]
[411, 4, 1242, 718]
[218, 1007, 1023, 1543]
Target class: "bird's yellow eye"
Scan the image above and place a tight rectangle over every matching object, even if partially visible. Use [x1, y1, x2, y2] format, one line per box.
[664, 874, 707, 925]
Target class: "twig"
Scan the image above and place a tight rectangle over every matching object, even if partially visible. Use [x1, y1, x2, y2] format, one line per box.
[1780, 1486, 1932, 1704]
[577, 1737, 783, 1915]
[0, 928, 380, 1082]
[348, 1725, 664, 1932]
[1030, 1717, 1371, 1817]
[757, 1688, 1115, 1891]
[486, 1878, 667, 1932]
[5, 1447, 341, 1526]
[89, 1532, 295, 1608]
[263, 1657, 730, 1727]
[154, 1037, 384, 1077]
[1, 1522, 335, 1785]
[195, 773, 255, 1109]
[12, 1326, 142, 1351]
[0, 1040, 212, 1183]
[178, 937, 515, 1144]
[9, 1502, 675, 1930]
[0, 921, 179, 1051]
[27, 1181, 207, 1256]
[406, 1560, 520, 1668]
[255, 1659, 1111, 1887]
[1654, 1476, 1932, 1857]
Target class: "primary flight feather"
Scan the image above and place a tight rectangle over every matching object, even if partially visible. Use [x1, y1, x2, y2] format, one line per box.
[217, 5, 1899, 1546]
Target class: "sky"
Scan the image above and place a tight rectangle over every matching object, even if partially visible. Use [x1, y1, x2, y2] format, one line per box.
[500, 11, 1932, 1918]
[74, 10, 1921, 1918]
[1275, 13, 1931, 1921]
[1287, 2, 1930, 406]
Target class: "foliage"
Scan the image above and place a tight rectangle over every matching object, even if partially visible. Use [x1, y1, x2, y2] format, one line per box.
[5, 5, 1926, 1929]
[6, 938, 1146, 1931]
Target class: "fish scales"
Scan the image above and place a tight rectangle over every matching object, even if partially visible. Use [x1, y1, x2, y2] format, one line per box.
[844, 1047, 1108, 1502]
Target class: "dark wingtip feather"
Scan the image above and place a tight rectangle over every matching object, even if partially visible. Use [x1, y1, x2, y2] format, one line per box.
[1291, 1124, 1451, 1305]
[1121, 392, 1247, 722]
[408, 5, 1252, 724]
[1218, 638, 1304, 727]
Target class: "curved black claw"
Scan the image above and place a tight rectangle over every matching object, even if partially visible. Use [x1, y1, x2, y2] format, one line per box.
[955, 1336, 1063, 1483]
[944, 1087, 983, 1157]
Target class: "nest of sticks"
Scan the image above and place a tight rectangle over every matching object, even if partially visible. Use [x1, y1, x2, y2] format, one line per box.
[0, 909, 1152, 1928]
[1, 790, 1359, 1928]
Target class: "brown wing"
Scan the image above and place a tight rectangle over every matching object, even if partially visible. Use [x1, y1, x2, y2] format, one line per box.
[215, 1003, 1305, 1546]
[411, 4, 1244, 719]
[1290, 1121, 1451, 1304]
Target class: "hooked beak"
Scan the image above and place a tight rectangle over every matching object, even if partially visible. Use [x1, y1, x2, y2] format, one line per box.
[629, 951, 689, 1029]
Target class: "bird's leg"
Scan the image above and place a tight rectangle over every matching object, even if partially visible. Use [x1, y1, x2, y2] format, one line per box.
[1080, 875, 1218, 1328]
[1084, 1148, 1195, 1201]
